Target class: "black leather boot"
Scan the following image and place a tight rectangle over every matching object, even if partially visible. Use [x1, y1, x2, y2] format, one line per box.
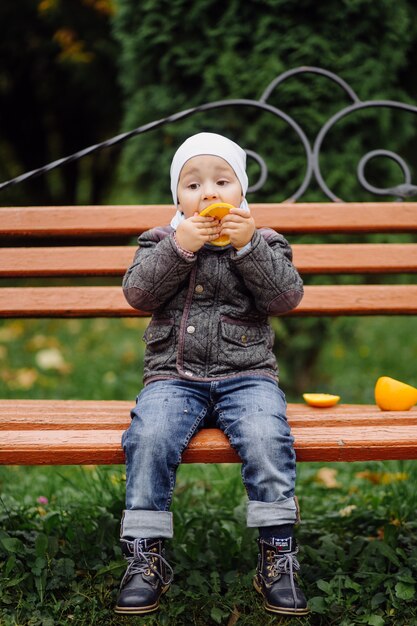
[253, 537, 309, 615]
[114, 538, 173, 615]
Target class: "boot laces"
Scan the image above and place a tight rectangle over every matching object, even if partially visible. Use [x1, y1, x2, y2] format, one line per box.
[270, 548, 301, 608]
[120, 538, 173, 589]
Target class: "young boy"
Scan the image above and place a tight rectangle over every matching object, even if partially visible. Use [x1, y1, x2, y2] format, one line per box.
[116, 132, 308, 616]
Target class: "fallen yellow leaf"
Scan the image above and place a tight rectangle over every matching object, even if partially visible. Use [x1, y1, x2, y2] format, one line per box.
[315, 467, 341, 488]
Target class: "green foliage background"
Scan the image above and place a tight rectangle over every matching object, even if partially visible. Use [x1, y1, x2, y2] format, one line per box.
[111, 0, 417, 204]
[0, 0, 121, 206]
[1, 1, 417, 205]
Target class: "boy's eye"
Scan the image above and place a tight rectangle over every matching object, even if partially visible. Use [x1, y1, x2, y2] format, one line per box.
[217, 180, 228, 186]
[188, 183, 199, 190]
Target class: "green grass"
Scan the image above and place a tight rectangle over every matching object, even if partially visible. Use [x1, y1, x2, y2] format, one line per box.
[2, 461, 417, 625]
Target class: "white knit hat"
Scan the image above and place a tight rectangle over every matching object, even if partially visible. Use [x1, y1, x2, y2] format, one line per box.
[169, 132, 249, 229]
[170, 132, 249, 207]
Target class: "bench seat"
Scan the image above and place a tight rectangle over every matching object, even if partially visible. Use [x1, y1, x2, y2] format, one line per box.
[1, 400, 416, 465]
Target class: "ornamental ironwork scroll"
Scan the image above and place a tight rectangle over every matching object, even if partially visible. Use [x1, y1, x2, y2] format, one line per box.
[1, 66, 416, 201]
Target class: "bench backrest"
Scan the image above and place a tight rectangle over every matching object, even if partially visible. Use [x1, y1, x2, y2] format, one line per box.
[1, 202, 417, 318]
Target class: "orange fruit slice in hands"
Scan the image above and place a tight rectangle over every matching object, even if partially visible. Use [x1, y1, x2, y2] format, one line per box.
[303, 393, 341, 408]
[199, 202, 235, 247]
[375, 376, 417, 411]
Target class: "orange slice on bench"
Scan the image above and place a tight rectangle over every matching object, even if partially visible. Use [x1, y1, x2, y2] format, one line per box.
[303, 393, 341, 408]
[199, 202, 235, 246]
[375, 376, 417, 411]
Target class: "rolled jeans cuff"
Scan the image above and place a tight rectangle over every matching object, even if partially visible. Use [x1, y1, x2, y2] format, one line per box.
[121, 509, 174, 539]
[246, 496, 299, 527]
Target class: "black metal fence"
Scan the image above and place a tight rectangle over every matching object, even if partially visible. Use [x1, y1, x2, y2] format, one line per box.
[1, 66, 416, 201]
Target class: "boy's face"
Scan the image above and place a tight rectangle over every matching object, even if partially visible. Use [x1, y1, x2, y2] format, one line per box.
[177, 155, 243, 218]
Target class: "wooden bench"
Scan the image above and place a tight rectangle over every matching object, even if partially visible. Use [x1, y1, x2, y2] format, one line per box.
[1, 202, 417, 465]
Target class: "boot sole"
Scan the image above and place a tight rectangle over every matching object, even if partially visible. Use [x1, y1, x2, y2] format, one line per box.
[114, 602, 158, 615]
[253, 577, 310, 616]
[114, 584, 170, 615]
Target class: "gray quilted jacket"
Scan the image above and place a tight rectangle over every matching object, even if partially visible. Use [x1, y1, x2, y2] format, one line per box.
[123, 226, 304, 384]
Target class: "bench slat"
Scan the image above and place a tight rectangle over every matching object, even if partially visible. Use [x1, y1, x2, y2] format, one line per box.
[0, 285, 416, 317]
[294, 244, 417, 274]
[1, 400, 416, 429]
[2, 203, 417, 236]
[1, 401, 416, 463]
[2, 244, 417, 276]
[2, 423, 417, 464]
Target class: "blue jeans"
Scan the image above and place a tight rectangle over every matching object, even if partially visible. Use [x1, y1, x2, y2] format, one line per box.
[121, 376, 298, 539]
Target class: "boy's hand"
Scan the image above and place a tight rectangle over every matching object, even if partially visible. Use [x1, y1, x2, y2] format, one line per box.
[175, 213, 221, 253]
[220, 207, 256, 250]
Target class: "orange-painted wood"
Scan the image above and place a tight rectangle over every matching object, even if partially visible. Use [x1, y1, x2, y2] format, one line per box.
[2, 203, 417, 237]
[0, 400, 416, 464]
[294, 244, 417, 274]
[298, 285, 417, 315]
[1, 285, 416, 317]
[1, 202, 416, 466]
[1, 400, 416, 429]
[2, 244, 417, 277]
